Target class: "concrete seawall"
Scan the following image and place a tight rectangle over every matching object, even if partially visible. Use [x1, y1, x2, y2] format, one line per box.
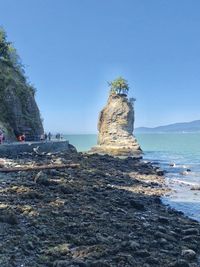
[0, 140, 69, 157]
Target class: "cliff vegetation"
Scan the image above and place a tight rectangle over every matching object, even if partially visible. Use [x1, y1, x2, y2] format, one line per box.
[0, 27, 43, 140]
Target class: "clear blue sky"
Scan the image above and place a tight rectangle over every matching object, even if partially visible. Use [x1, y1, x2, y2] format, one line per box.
[1, 0, 200, 133]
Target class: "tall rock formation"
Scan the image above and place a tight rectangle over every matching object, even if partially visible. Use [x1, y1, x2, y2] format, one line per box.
[90, 92, 142, 156]
[0, 28, 43, 140]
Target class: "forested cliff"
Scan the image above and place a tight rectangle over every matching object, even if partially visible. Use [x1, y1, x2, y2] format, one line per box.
[0, 28, 43, 140]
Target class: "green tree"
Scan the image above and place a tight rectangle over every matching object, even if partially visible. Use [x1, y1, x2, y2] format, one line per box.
[0, 27, 25, 77]
[0, 27, 10, 60]
[7, 44, 24, 74]
[108, 77, 129, 95]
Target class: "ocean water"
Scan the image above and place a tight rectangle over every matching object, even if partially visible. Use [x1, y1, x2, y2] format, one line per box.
[64, 133, 200, 221]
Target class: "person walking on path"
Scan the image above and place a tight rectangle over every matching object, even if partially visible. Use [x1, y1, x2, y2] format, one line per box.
[0, 129, 4, 144]
[17, 133, 25, 142]
[48, 132, 52, 141]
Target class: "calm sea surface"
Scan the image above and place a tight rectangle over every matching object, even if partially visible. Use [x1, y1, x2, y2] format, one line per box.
[64, 133, 200, 221]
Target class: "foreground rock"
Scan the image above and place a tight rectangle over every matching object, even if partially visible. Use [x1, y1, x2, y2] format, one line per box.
[0, 152, 200, 266]
[90, 93, 141, 156]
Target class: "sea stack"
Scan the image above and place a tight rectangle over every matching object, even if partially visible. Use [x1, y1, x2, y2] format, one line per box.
[90, 77, 142, 156]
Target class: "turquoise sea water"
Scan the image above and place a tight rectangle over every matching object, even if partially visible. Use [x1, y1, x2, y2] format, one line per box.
[64, 133, 200, 221]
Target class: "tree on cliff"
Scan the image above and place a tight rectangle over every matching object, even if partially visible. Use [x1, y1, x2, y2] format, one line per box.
[108, 77, 129, 95]
[0, 27, 43, 140]
[0, 27, 24, 73]
[0, 28, 10, 60]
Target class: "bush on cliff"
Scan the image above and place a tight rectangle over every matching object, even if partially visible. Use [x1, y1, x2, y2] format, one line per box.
[108, 77, 129, 95]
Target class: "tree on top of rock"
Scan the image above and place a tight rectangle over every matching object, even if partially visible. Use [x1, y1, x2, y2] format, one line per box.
[108, 77, 129, 96]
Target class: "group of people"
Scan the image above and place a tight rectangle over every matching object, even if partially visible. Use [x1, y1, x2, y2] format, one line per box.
[40, 132, 52, 141]
[40, 132, 63, 141]
[0, 129, 63, 144]
[0, 129, 25, 144]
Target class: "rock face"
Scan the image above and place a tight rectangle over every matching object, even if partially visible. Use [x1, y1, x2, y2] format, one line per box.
[90, 93, 142, 156]
[0, 61, 44, 140]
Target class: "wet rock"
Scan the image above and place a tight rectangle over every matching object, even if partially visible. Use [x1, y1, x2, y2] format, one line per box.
[47, 243, 70, 256]
[22, 190, 43, 199]
[129, 200, 145, 210]
[58, 185, 74, 194]
[156, 169, 164, 176]
[182, 249, 196, 260]
[182, 235, 199, 242]
[121, 240, 140, 251]
[158, 238, 168, 245]
[183, 228, 199, 236]
[0, 212, 18, 225]
[134, 249, 150, 257]
[158, 216, 169, 224]
[53, 260, 71, 267]
[190, 186, 200, 191]
[154, 197, 161, 204]
[157, 225, 167, 233]
[34, 171, 51, 186]
[146, 257, 160, 264]
[170, 259, 190, 267]
[46, 169, 61, 176]
[27, 241, 34, 250]
[129, 241, 140, 251]
[154, 231, 177, 242]
[88, 260, 110, 267]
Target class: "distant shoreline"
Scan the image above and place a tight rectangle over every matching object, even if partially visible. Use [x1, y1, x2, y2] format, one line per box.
[135, 119, 200, 133]
[135, 131, 200, 134]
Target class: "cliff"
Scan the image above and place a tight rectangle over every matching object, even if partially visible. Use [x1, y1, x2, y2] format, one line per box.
[90, 92, 142, 156]
[0, 29, 43, 140]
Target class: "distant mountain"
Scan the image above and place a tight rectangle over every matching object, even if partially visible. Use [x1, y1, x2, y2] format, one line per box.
[135, 120, 200, 133]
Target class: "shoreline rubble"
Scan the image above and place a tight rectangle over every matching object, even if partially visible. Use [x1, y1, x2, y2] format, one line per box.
[0, 151, 200, 266]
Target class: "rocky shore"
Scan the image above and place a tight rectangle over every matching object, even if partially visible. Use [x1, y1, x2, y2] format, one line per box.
[0, 151, 200, 267]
